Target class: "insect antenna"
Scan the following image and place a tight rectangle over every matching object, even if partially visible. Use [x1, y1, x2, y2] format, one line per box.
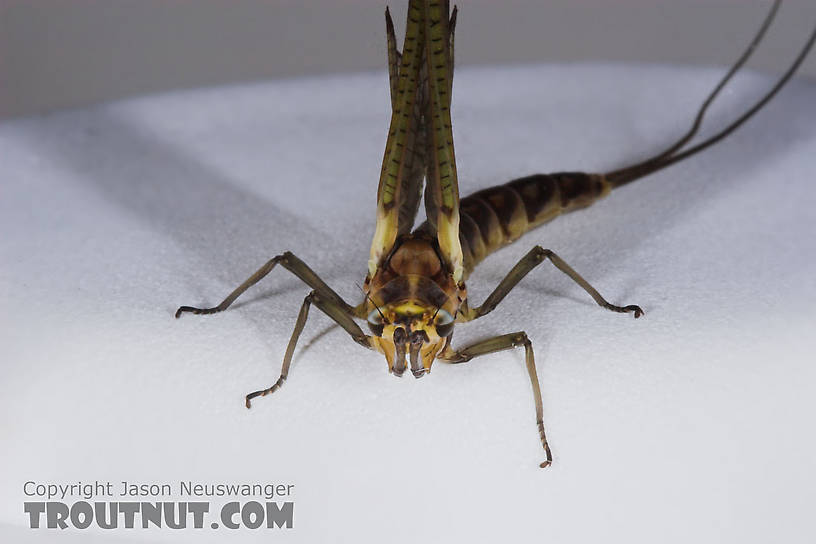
[606, 0, 815, 188]
[357, 283, 390, 324]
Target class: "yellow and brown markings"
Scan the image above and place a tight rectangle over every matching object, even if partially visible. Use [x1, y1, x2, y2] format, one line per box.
[423, 0, 458, 211]
[379, 1, 425, 206]
[370, 1, 463, 282]
[423, 172, 612, 277]
[421, 0, 464, 282]
[368, 0, 428, 277]
[385, 8, 401, 109]
[176, 0, 814, 468]
[367, 235, 460, 314]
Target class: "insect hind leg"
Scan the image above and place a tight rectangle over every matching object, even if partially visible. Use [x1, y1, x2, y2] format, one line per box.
[465, 246, 643, 321]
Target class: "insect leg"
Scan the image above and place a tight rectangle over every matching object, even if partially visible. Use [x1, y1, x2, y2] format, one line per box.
[439, 331, 552, 468]
[245, 291, 372, 408]
[175, 251, 353, 318]
[465, 246, 643, 320]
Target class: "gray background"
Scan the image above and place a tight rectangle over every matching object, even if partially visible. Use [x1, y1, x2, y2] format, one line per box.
[2, 0, 815, 120]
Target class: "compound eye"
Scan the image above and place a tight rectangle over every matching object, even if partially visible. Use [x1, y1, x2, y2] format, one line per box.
[435, 309, 455, 338]
[367, 309, 385, 337]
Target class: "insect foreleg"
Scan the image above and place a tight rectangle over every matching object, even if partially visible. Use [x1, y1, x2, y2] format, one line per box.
[464, 246, 643, 321]
[439, 331, 552, 468]
[175, 251, 353, 318]
[245, 291, 372, 408]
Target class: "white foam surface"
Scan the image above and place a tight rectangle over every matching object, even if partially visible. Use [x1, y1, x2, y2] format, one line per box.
[1, 64, 815, 543]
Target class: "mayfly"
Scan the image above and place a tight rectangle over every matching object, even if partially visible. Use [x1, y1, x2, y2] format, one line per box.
[177, 0, 816, 467]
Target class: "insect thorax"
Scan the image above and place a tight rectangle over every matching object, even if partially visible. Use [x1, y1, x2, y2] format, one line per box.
[365, 234, 466, 377]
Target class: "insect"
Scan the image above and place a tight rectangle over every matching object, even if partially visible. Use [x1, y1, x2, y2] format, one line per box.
[176, 0, 816, 467]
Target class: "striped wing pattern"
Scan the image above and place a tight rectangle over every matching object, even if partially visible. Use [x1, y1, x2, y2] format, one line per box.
[368, 0, 427, 277]
[421, 0, 463, 282]
[369, 1, 462, 284]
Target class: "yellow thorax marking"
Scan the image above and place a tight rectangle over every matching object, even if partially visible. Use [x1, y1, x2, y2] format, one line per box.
[391, 302, 428, 316]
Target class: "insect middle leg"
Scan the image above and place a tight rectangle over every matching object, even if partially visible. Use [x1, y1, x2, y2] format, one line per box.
[175, 251, 353, 318]
[439, 332, 552, 468]
[463, 246, 643, 321]
[245, 290, 372, 408]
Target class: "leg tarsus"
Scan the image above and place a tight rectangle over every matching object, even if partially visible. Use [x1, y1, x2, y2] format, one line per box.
[538, 419, 553, 468]
[175, 305, 220, 318]
[176, 254, 285, 318]
[614, 304, 643, 318]
[245, 376, 286, 409]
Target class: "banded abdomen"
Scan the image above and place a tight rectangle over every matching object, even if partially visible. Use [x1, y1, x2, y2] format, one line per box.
[451, 172, 612, 277]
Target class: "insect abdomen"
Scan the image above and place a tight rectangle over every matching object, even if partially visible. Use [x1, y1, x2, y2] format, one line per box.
[457, 172, 611, 275]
